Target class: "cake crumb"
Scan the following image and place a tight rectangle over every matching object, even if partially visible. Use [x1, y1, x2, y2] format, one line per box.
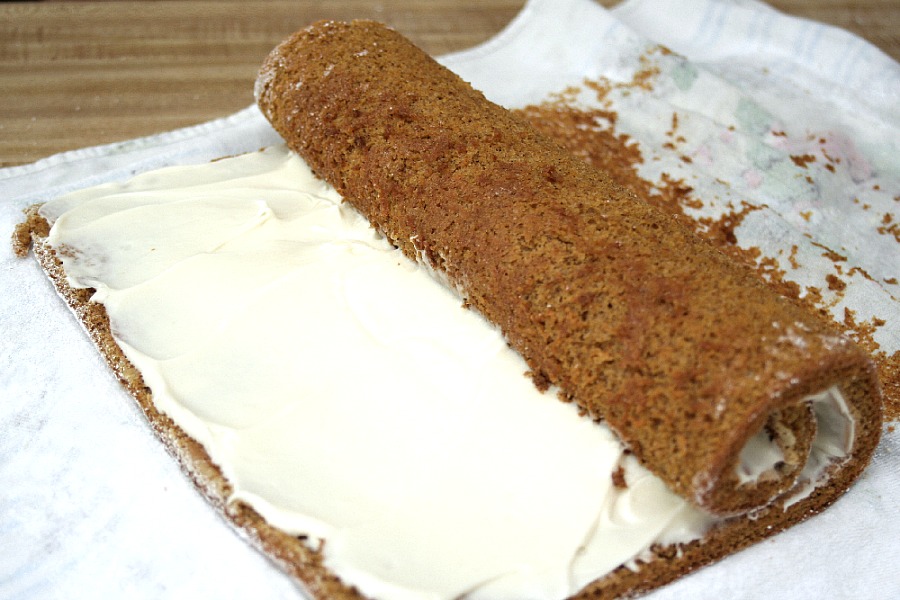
[812, 242, 848, 263]
[877, 213, 900, 243]
[790, 154, 816, 168]
[788, 245, 800, 269]
[826, 274, 847, 292]
[612, 465, 628, 489]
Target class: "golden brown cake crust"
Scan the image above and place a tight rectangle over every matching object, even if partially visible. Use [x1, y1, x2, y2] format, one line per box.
[255, 20, 882, 517]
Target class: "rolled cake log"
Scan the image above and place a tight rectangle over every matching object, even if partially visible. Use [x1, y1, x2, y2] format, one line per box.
[255, 20, 883, 516]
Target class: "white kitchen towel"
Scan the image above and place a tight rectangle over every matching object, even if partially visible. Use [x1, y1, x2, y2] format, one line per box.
[2, 0, 897, 598]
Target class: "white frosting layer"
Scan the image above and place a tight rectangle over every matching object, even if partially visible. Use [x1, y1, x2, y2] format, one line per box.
[736, 427, 785, 484]
[41, 146, 714, 599]
[38, 145, 850, 599]
[782, 386, 855, 508]
[735, 386, 854, 495]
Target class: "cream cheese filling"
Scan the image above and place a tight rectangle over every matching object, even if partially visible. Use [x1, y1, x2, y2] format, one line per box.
[782, 387, 855, 508]
[735, 386, 854, 498]
[38, 145, 848, 600]
[737, 427, 787, 484]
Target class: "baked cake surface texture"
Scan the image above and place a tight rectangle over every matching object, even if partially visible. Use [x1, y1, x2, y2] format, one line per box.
[255, 18, 882, 515]
[16, 18, 886, 600]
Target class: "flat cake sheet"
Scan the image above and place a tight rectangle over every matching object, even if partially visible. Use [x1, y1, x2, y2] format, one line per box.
[2, 0, 898, 598]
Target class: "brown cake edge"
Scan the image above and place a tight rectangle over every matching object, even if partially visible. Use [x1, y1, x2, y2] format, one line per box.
[17, 206, 365, 600]
[15, 207, 868, 599]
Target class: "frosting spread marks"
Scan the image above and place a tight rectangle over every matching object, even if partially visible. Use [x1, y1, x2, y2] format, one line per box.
[38, 145, 849, 599]
[40, 146, 712, 599]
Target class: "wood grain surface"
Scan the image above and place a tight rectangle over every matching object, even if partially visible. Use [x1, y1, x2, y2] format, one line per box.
[1, 0, 897, 167]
